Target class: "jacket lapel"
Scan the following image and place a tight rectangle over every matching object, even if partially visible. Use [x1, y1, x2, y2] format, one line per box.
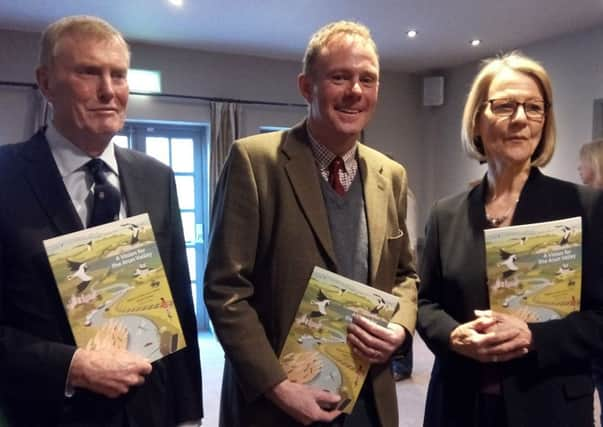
[358, 145, 388, 284]
[20, 130, 83, 234]
[282, 124, 338, 267]
[511, 169, 551, 225]
[115, 147, 147, 216]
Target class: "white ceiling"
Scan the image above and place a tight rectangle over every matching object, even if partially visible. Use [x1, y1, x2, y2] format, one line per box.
[1, 0, 602, 73]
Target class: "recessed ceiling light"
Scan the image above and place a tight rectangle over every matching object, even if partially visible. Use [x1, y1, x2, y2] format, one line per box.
[470, 39, 481, 47]
[169, 0, 183, 6]
[406, 30, 417, 39]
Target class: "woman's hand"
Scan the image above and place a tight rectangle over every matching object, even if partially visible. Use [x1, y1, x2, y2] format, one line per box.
[449, 310, 531, 363]
[475, 309, 533, 360]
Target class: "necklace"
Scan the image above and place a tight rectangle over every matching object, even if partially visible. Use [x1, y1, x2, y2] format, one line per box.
[485, 198, 519, 227]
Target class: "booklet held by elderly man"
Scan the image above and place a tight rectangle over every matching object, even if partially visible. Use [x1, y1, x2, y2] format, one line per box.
[43, 213, 186, 362]
[278, 266, 400, 414]
[484, 216, 582, 322]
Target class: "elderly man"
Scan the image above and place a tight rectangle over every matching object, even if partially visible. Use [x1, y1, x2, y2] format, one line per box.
[0, 16, 202, 427]
[204, 20, 418, 427]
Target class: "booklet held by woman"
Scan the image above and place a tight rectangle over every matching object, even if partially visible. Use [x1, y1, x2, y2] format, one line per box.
[484, 216, 582, 322]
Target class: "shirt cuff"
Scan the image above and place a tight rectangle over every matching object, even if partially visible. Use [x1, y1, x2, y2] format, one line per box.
[64, 349, 79, 398]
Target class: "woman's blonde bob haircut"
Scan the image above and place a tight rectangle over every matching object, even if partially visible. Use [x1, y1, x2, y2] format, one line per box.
[461, 51, 556, 167]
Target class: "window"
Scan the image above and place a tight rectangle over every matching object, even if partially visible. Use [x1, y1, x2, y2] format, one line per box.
[112, 122, 211, 331]
[127, 69, 162, 93]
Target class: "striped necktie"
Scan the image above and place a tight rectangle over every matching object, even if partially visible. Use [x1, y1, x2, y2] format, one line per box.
[85, 158, 120, 227]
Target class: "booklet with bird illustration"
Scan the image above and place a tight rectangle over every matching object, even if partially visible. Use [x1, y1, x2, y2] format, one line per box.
[43, 213, 186, 362]
[278, 266, 400, 414]
[484, 216, 582, 322]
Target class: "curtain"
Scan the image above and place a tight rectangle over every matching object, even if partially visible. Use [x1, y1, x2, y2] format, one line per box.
[209, 101, 241, 205]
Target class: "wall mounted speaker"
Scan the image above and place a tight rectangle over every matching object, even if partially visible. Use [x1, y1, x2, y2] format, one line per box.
[422, 76, 445, 107]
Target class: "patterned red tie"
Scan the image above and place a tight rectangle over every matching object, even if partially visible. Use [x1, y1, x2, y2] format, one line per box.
[328, 156, 346, 196]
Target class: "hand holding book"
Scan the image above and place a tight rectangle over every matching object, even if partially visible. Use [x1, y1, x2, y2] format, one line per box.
[69, 346, 151, 398]
[265, 379, 342, 425]
[347, 316, 406, 364]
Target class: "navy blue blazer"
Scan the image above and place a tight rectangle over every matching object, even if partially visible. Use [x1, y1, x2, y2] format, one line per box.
[0, 130, 202, 426]
[418, 168, 603, 427]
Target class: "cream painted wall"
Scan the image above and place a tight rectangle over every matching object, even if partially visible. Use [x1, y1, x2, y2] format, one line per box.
[522, 26, 603, 182]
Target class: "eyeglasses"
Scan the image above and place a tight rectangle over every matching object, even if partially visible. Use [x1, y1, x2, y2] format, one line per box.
[486, 98, 548, 120]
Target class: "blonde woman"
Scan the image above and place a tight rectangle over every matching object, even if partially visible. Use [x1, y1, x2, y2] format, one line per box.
[579, 139, 603, 188]
[417, 52, 603, 427]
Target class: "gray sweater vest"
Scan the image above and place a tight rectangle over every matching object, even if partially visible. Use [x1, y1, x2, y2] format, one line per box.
[319, 174, 369, 284]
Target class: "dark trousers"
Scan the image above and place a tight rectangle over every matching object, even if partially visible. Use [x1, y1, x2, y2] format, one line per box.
[392, 347, 413, 380]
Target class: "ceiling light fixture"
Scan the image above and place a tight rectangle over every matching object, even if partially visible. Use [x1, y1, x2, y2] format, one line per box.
[169, 0, 183, 6]
[407, 30, 417, 38]
[470, 39, 481, 47]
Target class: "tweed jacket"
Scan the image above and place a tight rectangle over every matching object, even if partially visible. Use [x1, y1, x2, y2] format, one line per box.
[204, 121, 419, 427]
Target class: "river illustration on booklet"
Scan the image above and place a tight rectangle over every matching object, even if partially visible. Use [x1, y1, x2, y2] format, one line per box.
[279, 266, 399, 413]
[43, 213, 186, 361]
[484, 216, 582, 322]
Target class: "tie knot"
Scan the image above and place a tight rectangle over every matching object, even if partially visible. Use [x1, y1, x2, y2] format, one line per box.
[85, 158, 108, 183]
[329, 156, 345, 174]
[85, 158, 120, 227]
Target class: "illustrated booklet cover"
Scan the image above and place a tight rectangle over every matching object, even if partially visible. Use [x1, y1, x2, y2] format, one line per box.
[484, 216, 582, 322]
[43, 213, 186, 362]
[278, 266, 400, 413]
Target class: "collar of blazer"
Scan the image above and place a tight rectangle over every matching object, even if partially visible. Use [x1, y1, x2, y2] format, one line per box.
[281, 120, 391, 284]
[20, 129, 83, 234]
[19, 130, 150, 235]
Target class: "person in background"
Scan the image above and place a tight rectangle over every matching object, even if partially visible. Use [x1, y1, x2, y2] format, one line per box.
[204, 20, 418, 427]
[578, 139, 603, 189]
[417, 51, 603, 426]
[0, 15, 202, 426]
[578, 138, 603, 426]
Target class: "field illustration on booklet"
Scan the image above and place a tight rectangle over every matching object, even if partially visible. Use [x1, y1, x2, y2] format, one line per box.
[43, 213, 186, 362]
[484, 216, 582, 322]
[278, 266, 400, 413]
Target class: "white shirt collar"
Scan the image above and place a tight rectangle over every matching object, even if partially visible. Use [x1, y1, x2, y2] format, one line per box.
[46, 123, 119, 176]
[306, 123, 357, 170]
